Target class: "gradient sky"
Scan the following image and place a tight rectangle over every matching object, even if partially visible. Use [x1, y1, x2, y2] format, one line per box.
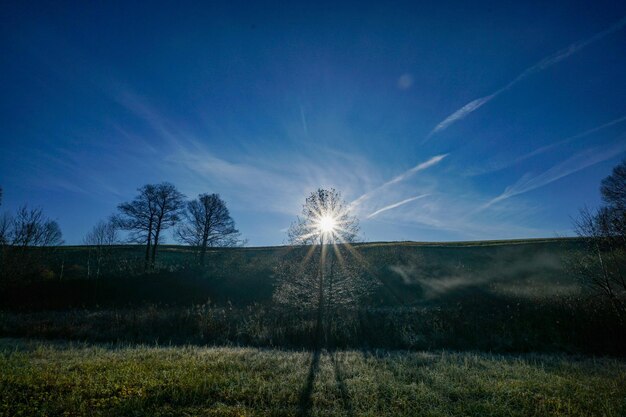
[1, 1, 626, 246]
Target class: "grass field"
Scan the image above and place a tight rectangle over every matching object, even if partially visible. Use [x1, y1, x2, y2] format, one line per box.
[3, 238, 585, 309]
[1, 338, 624, 417]
[2, 239, 624, 415]
[1, 238, 624, 354]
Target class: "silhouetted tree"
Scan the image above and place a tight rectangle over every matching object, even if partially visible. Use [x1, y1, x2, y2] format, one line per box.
[116, 184, 157, 270]
[0, 205, 63, 286]
[176, 193, 242, 265]
[287, 188, 359, 245]
[0, 187, 7, 246]
[599, 159, 626, 239]
[84, 219, 119, 279]
[150, 183, 185, 266]
[274, 188, 375, 345]
[9, 206, 63, 247]
[601, 160, 626, 210]
[572, 159, 626, 321]
[116, 183, 185, 270]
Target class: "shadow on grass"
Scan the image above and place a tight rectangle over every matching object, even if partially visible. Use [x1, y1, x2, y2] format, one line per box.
[331, 350, 354, 417]
[298, 349, 321, 417]
[297, 349, 356, 417]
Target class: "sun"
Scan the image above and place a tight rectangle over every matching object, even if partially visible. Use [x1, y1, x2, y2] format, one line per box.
[318, 214, 337, 234]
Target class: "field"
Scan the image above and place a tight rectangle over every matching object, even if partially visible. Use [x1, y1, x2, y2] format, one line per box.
[3, 238, 623, 354]
[1, 339, 625, 417]
[2, 238, 586, 309]
[1, 238, 625, 416]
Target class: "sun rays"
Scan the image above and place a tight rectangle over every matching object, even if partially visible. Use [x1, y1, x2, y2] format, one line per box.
[318, 215, 337, 235]
[296, 207, 355, 245]
[288, 189, 360, 246]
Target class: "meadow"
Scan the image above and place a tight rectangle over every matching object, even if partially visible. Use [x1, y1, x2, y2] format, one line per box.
[1, 339, 625, 417]
[1, 238, 586, 309]
[1, 238, 624, 354]
[2, 238, 625, 416]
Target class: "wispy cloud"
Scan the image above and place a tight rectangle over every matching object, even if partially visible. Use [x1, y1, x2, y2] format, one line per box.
[367, 194, 430, 218]
[351, 154, 448, 207]
[426, 16, 626, 138]
[480, 139, 626, 210]
[299, 105, 308, 136]
[428, 95, 495, 138]
[387, 154, 449, 186]
[467, 114, 626, 176]
[367, 190, 549, 240]
[514, 115, 626, 162]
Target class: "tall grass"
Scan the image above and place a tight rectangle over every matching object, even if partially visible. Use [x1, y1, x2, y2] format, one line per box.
[1, 294, 623, 354]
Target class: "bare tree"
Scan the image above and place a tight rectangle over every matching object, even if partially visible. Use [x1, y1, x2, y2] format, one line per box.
[0, 205, 63, 285]
[0, 186, 8, 245]
[0, 213, 9, 246]
[599, 159, 626, 240]
[116, 182, 184, 270]
[176, 193, 242, 265]
[10, 206, 63, 247]
[116, 184, 157, 270]
[572, 159, 626, 321]
[150, 183, 185, 266]
[84, 219, 119, 279]
[573, 207, 626, 318]
[274, 188, 375, 345]
[601, 159, 626, 210]
[287, 188, 359, 245]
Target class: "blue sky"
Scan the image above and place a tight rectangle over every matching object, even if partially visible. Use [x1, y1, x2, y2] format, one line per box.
[1, 1, 625, 246]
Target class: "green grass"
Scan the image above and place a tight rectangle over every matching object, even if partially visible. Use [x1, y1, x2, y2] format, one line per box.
[1, 338, 624, 417]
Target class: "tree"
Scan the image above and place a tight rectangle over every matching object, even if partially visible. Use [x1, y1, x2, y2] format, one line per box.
[84, 219, 119, 279]
[287, 188, 359, 245]
[9, 206, 63, 247]
[601, 159, 626, 210]
[116, 183, 184, 270]
[0, 205, 63, 285]
[274, 188, 375, 345]
[175, 193, 242, 265]
[599, 159, 626, 240]
[116, 184, 157, 270]
[150, 183, 185, 266]
[572, 159, 626, 321]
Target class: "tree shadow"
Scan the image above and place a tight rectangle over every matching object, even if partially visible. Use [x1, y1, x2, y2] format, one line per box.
[331, 350, 355, 417]
[297, 349, 355, 417]
[298, 349, 321, 417]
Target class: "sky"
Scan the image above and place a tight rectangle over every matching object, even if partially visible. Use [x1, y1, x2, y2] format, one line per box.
[1, 1, 625, 246]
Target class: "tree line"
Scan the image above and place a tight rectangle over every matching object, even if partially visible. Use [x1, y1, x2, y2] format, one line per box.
[0, 182, 243, 283]
[111, 182, 242, 270]
[0, 191, 64, 285]
[2, 160, 626, 330]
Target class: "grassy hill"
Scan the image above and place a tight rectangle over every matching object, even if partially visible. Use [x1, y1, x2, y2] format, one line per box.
[4, 237, 620, 354]
[9, 237, 582, 308]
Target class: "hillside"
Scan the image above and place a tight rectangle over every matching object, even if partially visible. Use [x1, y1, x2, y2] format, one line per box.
[2, 238, 584, 309]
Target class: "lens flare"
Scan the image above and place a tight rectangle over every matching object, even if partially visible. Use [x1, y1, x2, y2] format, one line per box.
[318, 215, 337, 234]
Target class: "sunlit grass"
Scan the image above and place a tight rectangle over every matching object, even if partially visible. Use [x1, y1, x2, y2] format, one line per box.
[1, 338, 624, 417]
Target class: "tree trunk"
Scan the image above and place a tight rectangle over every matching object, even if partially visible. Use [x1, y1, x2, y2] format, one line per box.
[200, 235, 209, 266]
[315, 238, 325, 348]
[144, 218, 153, 272]
[326, 248, 334, 346]
[151, 226, 160, 268]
